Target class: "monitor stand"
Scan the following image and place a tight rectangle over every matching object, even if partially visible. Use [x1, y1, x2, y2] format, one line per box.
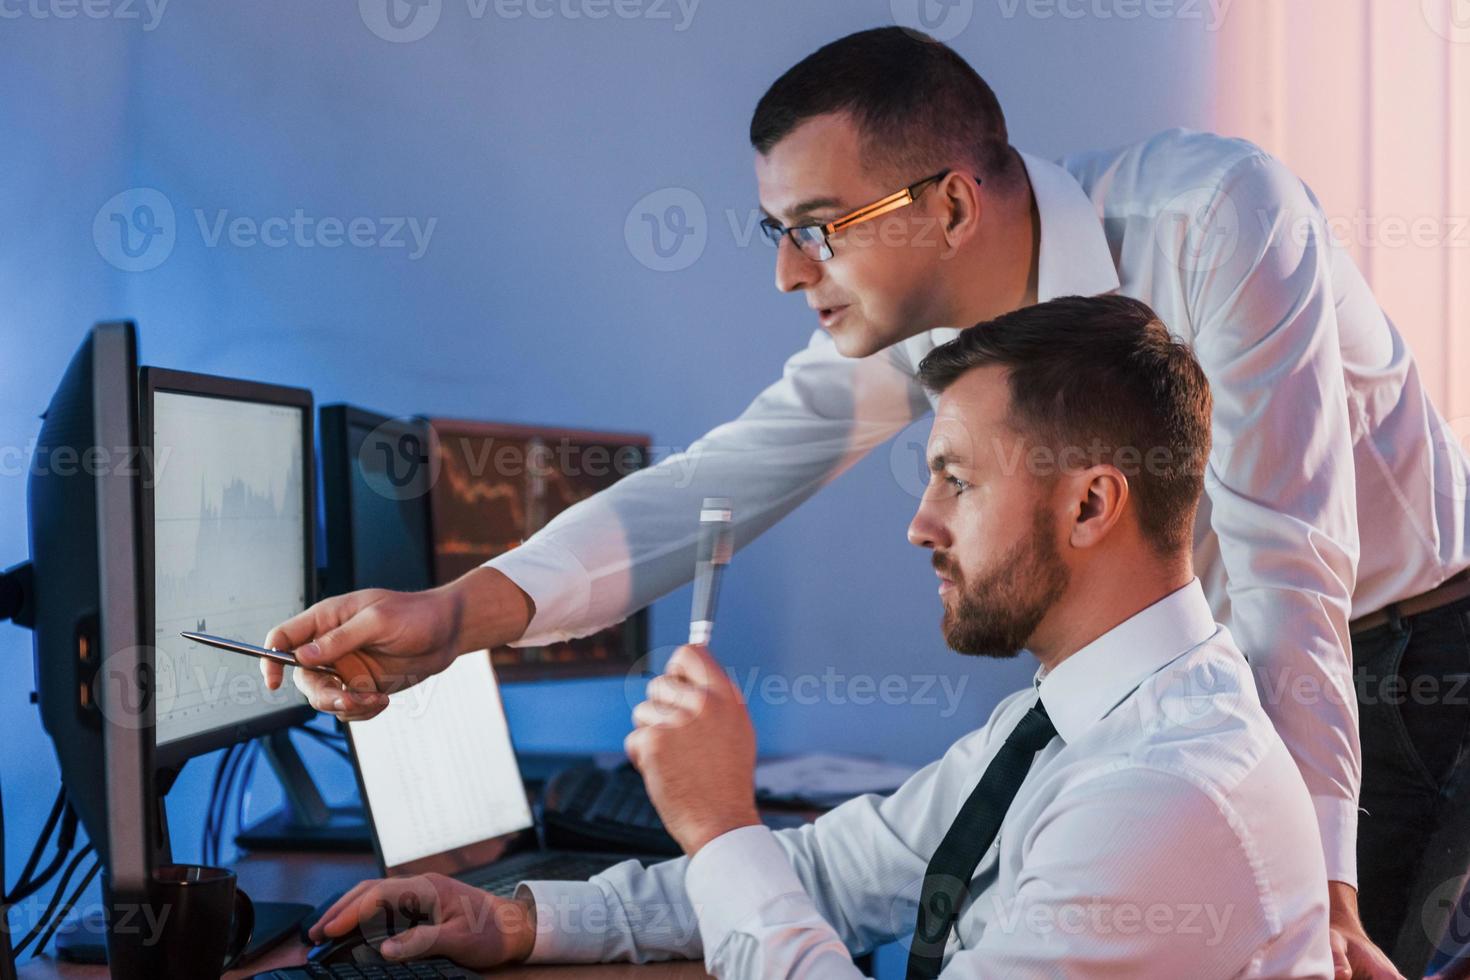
[234, 729, 372, 852]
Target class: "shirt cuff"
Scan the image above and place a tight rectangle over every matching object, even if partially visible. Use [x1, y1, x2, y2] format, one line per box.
[484, 537, 592, 646]
[1315, 794, 1359, 888]
[684, 825, 808, 957]
[515, 879, 610, 964]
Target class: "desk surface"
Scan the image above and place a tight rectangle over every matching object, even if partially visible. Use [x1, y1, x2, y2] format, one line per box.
[18, 850, 710, 979]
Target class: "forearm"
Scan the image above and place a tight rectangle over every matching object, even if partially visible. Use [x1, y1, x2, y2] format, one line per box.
[440, 566, 535, 652]
[1226, 581, 1359, 884]
[688, 826, 869, 980]
[517, 856, 706, 965]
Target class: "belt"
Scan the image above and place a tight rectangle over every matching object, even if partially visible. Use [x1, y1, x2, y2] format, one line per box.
[1350, 567, 1470, 635]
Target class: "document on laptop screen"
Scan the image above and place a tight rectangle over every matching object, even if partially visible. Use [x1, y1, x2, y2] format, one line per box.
[349, 649, 533, 868]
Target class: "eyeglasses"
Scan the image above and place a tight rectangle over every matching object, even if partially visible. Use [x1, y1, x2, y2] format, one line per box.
[758, 169, 968, 262]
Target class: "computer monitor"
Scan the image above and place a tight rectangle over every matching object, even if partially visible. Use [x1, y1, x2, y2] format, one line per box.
[425, 417, 651, 681]
[138, 368, 317, 771]
[319, 405, 435, 598]
[26, 322, 155, 969]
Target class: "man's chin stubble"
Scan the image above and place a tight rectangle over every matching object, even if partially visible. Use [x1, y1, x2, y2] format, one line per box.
[941, 607, 1023, 660]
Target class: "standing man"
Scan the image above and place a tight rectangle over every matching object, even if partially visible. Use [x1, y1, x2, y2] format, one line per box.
[265, 28, 1470, 979]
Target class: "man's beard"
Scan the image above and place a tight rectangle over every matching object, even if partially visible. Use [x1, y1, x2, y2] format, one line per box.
[935, 504, 1070, 659]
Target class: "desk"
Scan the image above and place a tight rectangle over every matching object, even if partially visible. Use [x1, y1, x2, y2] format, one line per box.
[18, 850, 711, 979]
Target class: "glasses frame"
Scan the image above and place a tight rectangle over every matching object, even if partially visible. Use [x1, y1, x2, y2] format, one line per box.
[761, 169, 971, 262]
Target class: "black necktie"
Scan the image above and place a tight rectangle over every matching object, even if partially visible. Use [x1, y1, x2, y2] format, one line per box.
[906, 701, 1058, 980]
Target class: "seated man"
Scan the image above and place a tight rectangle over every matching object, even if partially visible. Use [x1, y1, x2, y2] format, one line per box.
[309, 294, 1333, 978]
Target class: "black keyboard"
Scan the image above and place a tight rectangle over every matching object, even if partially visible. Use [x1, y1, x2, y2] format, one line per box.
[570, 764, 666, 827]
[542, 763, 807, 857]
[247, 959, 477, 978]
[459, 849, 632, 896]
[296, 850, 649, 945]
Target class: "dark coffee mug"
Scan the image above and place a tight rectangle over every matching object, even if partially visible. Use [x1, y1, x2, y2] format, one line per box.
[150, 864, 254, 978]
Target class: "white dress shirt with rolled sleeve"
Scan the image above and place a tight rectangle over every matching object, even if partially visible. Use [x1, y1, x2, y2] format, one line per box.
[517, 580, 1334, 978]
[488, 127, 1470, 886]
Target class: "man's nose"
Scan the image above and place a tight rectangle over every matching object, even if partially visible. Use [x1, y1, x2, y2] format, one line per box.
[774, 236, 820, 293]
[908, 503, 949, 550]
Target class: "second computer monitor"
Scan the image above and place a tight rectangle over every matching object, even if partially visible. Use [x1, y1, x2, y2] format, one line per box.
[319, 405, 436, 598]
[426, 417, 650, 681]
[140, 368, 317, 769]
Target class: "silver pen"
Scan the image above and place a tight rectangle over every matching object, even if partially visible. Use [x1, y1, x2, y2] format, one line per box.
[689, 497, 733, 646]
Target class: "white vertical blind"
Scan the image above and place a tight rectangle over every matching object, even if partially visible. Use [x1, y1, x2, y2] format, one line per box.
[1213, 0, 1468, 417]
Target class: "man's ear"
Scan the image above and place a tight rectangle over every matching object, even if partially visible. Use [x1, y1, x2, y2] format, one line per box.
[1069, 465, 1128, 550]
[938, 172, 984, 248]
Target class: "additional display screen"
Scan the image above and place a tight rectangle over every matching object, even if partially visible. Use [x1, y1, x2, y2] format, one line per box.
[427, 420, 649, 680]
[151, 390, 310, 747]
[346, 417, 435, 592]
[349, 650, 532, 870]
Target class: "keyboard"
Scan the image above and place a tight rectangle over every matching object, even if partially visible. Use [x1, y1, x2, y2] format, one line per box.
[247, 959, 477, 978]
[575, 765, 668, 828]
[297, 849, 649, 945]
[459, 849, 633, 896]
[542, 763, 806, 857]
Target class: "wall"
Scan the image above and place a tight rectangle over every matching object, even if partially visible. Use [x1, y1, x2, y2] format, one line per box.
[1213, 0, 1470, 418]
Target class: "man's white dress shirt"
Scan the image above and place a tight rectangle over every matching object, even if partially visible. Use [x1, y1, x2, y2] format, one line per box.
[518, 580, 1334, 978]
[488, 128, 1470, 885]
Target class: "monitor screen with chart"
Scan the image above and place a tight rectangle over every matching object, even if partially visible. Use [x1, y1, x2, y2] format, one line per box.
[141, 368, 317, 766]
[426, 418, 650, 681]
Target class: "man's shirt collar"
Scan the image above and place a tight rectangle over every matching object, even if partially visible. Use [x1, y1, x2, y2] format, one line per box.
[1017, 149, 1121, 302]
[1034, 579, 1219, 744]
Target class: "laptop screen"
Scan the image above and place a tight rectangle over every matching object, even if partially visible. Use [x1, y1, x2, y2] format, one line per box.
[349, 650, 534, 873]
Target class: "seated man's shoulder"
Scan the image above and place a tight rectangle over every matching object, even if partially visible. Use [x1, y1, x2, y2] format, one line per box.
[1115, 634, 1291, 787]
[1043, 633, 1313, 826]
[1030, 638, 1328, 929]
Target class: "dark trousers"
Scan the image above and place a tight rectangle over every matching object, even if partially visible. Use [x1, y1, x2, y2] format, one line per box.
[1354, 595, 1470, 978]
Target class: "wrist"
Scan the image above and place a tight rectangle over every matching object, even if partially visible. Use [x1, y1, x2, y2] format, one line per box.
[442, 567, 534, 652]
[683, 810, 762, 857]
[1327, 880, 1361, 924]
[505, 894, 537, 963]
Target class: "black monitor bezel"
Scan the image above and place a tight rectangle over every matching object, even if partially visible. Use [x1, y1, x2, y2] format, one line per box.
[318, 404, 436, 598]
[139, 366, 317, 771]
[95, 324, 155, 894]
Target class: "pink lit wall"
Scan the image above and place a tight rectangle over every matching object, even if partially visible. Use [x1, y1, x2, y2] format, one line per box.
[1213, 0, 1470, 419]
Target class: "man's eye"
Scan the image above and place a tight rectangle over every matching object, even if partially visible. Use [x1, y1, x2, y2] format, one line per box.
[946, 475, 970, 494]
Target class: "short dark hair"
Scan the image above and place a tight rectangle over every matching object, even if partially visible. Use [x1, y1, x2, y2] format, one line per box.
[750, 27, 1021, 191]
[917, 295, 1212, 556]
